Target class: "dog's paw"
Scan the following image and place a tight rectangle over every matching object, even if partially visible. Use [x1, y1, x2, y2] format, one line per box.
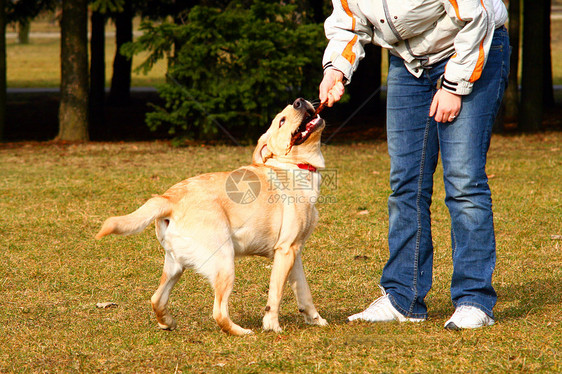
[263, 324, 283, 333]
[303, 313, 328, 327]
[238, 328, 254, 336]
[157, 320, 177, 331]
[262, 314, 282, 333]
[230, 326, 254, 336]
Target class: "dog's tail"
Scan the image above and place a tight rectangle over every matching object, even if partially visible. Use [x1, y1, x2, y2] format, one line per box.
[95, 196, 172, 240]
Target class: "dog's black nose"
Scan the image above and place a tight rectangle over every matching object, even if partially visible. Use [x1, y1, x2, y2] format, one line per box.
[293, 98, 305, 109]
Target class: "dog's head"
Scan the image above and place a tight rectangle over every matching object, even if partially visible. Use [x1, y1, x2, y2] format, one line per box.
[252, 98, 325, 169]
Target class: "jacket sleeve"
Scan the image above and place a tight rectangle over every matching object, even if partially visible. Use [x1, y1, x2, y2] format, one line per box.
[323, 1, 373, 84]
[441, 0, 497, 95]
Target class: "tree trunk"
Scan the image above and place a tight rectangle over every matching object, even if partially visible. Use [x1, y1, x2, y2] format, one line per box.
[543, 0, 554, 107]
[58, 0, 89, 141]
[347, 44, 382, 116]
[520, 0, 545, 132]
[18, 20, 30, 44]
[0, 0, 6, 140]
[90, 10, 106, 139]
[504, 0, 520, 123]
[109, 0, 133, 106]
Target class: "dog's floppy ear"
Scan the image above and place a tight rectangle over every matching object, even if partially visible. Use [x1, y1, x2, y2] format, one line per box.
[252, 131, 273, 164]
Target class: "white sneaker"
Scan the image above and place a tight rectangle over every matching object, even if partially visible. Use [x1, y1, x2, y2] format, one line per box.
[444, 305, 495, 330]
[347, 286, 426, 323]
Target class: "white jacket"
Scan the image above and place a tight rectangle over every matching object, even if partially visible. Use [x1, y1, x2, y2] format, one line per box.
[322, 0, 508, 95]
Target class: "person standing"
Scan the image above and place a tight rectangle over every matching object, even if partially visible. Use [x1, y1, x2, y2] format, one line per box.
[319, 0, 509, 329]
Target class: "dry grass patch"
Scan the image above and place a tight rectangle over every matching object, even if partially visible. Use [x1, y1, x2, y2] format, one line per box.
[0, 135, 560, 372]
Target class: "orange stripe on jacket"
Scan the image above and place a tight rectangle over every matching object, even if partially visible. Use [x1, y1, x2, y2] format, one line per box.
[469, 0, 489, 82]
[341, 0, 356, 30]
[448, 0, 464, 22]
[342, 35, 358, 65]
[469, 42, 485, 82]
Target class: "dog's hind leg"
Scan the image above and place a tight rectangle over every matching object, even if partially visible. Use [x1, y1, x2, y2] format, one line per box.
[288, 253, 327, 327]
[212, 260, 253, 336]
[151, 250, 183, 330]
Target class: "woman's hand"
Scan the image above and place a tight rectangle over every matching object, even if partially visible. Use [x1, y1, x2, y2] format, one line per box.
[429, 89, 462, 123]
[319, 69, 345, 107]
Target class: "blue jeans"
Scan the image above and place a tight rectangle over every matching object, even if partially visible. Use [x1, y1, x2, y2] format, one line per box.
[380, 27, 510, 319]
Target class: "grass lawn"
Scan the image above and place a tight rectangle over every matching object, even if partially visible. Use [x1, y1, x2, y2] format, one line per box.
[6, 36, 167, 88]
[0, 134, 560, 372]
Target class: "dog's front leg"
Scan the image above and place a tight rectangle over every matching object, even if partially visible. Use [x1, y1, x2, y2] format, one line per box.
[288, 253, 328, 327]
[263, 245, 297, 332]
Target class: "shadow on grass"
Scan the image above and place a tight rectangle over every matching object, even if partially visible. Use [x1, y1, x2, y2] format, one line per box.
[375, 276, 562, 323]
[495, 277, 562, 321]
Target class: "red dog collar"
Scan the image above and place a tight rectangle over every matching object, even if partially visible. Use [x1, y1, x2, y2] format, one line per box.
[297, 163, 317, 172]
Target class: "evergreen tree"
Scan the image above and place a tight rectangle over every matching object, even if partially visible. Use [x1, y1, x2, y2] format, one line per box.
[124, 0, 325, 141]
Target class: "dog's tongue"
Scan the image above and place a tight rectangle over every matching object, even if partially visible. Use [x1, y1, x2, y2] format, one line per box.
[289, 115, 322, 150]
[307, 116, 321, 128]
[300, 116, 320, 138]
[307, 115, 323, 132]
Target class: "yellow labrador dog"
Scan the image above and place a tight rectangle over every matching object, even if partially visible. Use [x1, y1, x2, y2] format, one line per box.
[96, 98, 327, 335]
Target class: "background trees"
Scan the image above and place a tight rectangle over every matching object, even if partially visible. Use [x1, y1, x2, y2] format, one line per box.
[0, 0, 5, 139]
[57, 0, 89, 141]
[1, 0, 57, 139]
[125, 0, 325, 140]
[6, 0, 57, 44]
[519, 0, 553, 132]
[0, 0, 559, 141]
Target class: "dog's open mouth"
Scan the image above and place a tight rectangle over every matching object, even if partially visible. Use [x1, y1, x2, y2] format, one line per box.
[291, 113, 322, 146]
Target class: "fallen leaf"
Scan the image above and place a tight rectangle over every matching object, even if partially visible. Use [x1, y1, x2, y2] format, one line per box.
[356, 210, 369, 215]
[354, 255, 370, 261]
[551, 235, 562, 240]
[96, 302, 118, 309]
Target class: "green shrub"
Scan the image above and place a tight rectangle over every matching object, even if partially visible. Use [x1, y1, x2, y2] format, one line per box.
[124, 1, 326, 141]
